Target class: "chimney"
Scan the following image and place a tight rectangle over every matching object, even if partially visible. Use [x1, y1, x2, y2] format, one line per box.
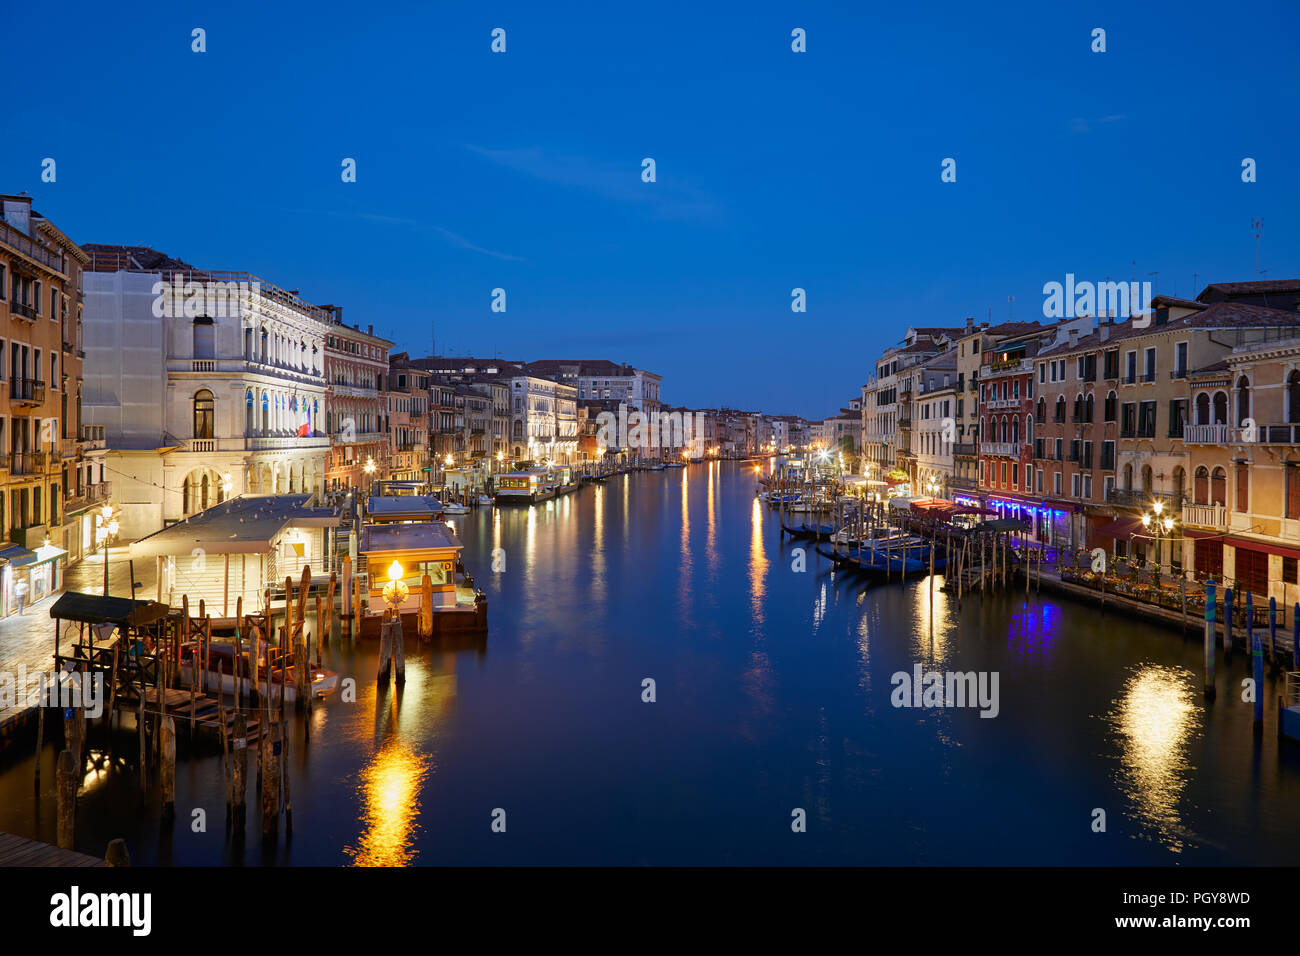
[1099, 324, 1110, 342]
[965, 316, 974, 333]
[1068, 328, 1078, 347]
[368, 324, 373, 336]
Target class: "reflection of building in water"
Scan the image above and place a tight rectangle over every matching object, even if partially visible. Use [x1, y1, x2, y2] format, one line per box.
[1107, 664, 1200, 853]
[1005, 601, 1061, 662]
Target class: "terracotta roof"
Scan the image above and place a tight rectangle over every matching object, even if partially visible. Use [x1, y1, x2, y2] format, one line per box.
[81, 243, 204, 274]
[1199, 279, 1300, 297]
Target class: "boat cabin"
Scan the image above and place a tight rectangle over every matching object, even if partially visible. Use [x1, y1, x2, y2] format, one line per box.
[360, 522, 464, 614]
[366, 495, 445, 524]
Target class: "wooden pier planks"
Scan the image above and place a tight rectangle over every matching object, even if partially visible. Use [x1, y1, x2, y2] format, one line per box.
[0, 831, 104, 867]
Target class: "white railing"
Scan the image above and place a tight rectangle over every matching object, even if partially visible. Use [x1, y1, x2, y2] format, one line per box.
[1184, 424, 1230, 444]
[1182, 502, 1226, 527]
[979, 441, 1019, 457]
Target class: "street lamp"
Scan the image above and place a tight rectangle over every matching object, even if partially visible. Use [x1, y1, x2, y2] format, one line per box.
[382, 559, 408, 616]
[363, 456, 376, 496]
[1140, 500, 1177, 581]
[95, 503, 119, 596]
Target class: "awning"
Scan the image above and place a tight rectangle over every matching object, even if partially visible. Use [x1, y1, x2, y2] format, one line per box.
[1096, 516, 1143, 539]
[984, 517, 1029, 532]
[49, 591, 170, 626]
[0, 544, 38, 567]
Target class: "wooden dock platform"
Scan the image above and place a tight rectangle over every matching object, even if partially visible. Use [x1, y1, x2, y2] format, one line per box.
[120, 687, 261, 738]
[0, 832, 103, 867]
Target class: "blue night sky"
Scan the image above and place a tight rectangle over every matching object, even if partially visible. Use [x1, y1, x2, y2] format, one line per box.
[4, 0, 1297, 418]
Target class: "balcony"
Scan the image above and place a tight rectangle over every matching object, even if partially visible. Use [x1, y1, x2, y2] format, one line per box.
[986, 397, 1020, 411]
[64, 481, 112, 512]
[1105, 488, 1178, 509]
[9, 451, 45, 475]
[1182, 502, 1227, 528]
[1184, 423, 1231, 444]
[192, 360, 216, 372]
[79, 425, 107, 450]
[1251, 422, 1300, 445]
[984, 357, 1033, 377]
[9, 300, 37, 322]
[9, 378, 45, 407]
[952, 442, 978, 457]
[979, 441, 1019, 458]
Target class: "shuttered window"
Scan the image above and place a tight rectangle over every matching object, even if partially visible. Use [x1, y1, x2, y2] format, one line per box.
[1235, 547, 1269, 599]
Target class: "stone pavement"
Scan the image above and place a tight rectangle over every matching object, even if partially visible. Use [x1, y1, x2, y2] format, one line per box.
[0, 547, 155, 733]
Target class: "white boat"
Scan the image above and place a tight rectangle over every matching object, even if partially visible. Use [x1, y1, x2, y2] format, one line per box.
[477, 494, 493, 506]
[442, 502, 470, 515]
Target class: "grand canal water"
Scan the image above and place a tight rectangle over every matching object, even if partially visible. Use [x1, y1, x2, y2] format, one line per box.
[4, 461, 1300, 865]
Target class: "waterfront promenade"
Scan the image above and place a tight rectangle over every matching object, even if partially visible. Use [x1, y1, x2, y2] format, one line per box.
[0, 548, 152, 736]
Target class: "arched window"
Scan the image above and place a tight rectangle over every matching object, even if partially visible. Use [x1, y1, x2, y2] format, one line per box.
[1236, 376, 1250, 426]
[200, 473, 210, 511]
[1141, 464, 1153, 495]
[1054, 396, 1065, 423]
[1084, 394, 1094, 423]
[182, 475, 192, 515]
[1196, 392, 1210, 426]
[1213, 391, 1227, 425]
[1036, 398, 1046, 421]
[261, 391, 269, 432]
[245, 389, 254, 434]
[1105, 390, 1117, 423]
[1289, 371, 1300, 424]
[1123, 463, 1133, 490]
[1073, 393, 1083, 422]
[193, 389, 215, 439]
[1194, 466, 1209, 504]
[1026, 414, 1034, 443]
[1011, 416, 1019, 443]
[1211, 466, 1227, 506]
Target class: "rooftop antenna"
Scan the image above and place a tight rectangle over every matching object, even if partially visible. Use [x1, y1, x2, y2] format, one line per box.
[1252, 219, 1263, 278]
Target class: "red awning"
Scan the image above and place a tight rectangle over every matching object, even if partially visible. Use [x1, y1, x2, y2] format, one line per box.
[1096, 516, 1143, 539]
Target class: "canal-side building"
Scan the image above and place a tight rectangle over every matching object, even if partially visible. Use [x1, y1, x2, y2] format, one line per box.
[323, 320, 392, 492]
[81, 244, 333, 540]
[912, 356, 958, 497]
[0, 194, 90, 614]
[507, 372, 579, 464]
[861, 327, 962, 487]
[975, 317, 1092, 538]
[524, 359, 663, 424]
[385, 354, 429, 483]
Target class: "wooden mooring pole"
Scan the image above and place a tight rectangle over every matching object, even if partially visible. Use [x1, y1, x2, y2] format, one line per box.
[56, 749, 76, 850]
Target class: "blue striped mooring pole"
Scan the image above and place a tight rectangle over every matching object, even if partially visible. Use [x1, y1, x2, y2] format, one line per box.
[1204, 582, 1216, 699]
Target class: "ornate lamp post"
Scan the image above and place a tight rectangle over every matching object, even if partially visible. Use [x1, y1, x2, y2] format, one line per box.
[363, 456, 376, 496]
[1141, 499, 1177, 585]
[382, 559, 408, 617]
[95, 503, 120, 596]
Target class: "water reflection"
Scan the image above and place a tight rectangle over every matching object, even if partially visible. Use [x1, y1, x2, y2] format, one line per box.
[1106, 664, 1200, 852]
[749, 497, 767, 622]
[346, 741, 430, 866]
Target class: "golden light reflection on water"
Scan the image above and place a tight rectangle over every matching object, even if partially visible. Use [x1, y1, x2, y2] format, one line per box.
[1107, 665, 1201, 852]
[909, 573, 953, 666]
[706, 461, 718, 573]
[679, 468, 693, 619]
[749, 497, 767, 622]
[591, 485, 606, 604]
[347, 741, 430, 867]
